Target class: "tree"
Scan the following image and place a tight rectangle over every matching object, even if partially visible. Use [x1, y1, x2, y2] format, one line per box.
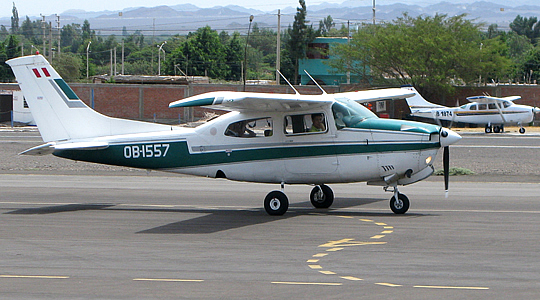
[510, 15, 540, 45]
[10, 2, 19, 34]
[286, 0, 316, 84]
[318, 15, 334, 36]
[52, 53, 83, 81]
[166, 26, 227, 79]
[329, 13, 512, 99]
[225, 32, 243, 81]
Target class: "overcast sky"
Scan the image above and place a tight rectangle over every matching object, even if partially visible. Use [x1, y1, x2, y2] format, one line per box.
[3, 0, 537, 18]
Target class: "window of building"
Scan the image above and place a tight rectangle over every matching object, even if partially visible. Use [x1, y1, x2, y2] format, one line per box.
[306, 43, 330, 59]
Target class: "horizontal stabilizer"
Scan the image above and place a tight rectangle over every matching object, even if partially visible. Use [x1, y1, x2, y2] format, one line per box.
[19, 143, 55, 156]
[20, 141, 109, 156]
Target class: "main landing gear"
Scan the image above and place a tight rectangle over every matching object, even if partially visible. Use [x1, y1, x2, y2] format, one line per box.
[263, 184, 335, 215]
[485, 124, 505, 134]
[263, 184, 410, 215]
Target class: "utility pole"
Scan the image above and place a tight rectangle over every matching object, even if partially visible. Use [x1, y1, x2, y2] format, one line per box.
[372, 0, 376, 25]
[276, 9, 281, 85]
[243, 15, 254, 92]
[121, 40, 125, 75]
[48, 21, 53, 61]
[41, 15, 46, 57]
[56, 15, 61, 56]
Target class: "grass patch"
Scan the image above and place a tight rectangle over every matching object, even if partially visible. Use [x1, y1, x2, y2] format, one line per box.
[434, 167, 475, 176]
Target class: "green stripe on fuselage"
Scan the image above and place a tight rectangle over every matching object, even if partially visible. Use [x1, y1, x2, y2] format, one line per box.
[53, 140, 440, 170]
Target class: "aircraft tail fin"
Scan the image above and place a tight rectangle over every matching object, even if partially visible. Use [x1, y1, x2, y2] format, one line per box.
[7, 55, 170, 143]
[401, 85, 444, 113]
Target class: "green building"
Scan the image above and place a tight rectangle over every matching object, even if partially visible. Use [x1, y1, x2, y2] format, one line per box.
[298, 37, 365, 85]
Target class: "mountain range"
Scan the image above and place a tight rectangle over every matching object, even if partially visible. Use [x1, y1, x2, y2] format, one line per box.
[2, 1, 540, 35]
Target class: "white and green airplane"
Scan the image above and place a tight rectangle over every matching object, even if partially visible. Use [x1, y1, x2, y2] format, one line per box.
[403, 85, 540, 134]
[7, 55, 461, 215]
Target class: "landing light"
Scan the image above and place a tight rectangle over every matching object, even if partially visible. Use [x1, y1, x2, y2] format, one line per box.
[425, 156, 432, 165]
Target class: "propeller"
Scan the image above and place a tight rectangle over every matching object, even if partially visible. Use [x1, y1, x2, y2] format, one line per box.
[443, 145, 449, 197]
[440, 129, 461, 198]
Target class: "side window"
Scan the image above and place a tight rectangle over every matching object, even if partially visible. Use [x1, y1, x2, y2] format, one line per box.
[225, 118, 273, 138]
[503, 101, 511, 108]
[478, 104, 487, 110]
[469, 105, 477, 110]
[488, 103, 498, 109]
[284, 113, 327, 135]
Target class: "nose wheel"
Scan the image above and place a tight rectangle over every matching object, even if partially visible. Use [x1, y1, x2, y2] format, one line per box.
[390, 192, 410, 214]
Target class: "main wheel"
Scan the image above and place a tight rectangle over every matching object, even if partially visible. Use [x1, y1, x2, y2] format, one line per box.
[485, 126, 492, 134]
[390, 193, 410, 214]
[310, 185, 334, 209]
[493, 126, 500, 133]
[264, 191, 289, 215]
[519, 127, 526, 134]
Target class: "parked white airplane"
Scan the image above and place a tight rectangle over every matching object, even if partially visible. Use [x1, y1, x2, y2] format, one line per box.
[7, 55, 461, 215]
[403, 85, 540, 133]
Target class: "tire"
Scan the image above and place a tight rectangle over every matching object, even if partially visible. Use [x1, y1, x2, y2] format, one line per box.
[390, 193, 410, 214]
[519, 127, 526, 134]
[493, 126, 500, 133]
[485, 126, 492, 134]
[310, 185, 334, 209]
[264, 191, 289, 215]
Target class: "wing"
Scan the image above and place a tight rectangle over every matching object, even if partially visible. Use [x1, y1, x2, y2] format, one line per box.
[466, 95, 521, 103]
[334, 88, 416, 103]
[169, 91, 332, 112]
[169, 88, 414, 112]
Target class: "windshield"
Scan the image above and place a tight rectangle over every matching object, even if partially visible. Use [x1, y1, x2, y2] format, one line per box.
[332, 100, 377, 129]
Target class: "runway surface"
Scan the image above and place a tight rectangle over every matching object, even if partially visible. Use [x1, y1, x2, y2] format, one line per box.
[1, 129, 540, 299]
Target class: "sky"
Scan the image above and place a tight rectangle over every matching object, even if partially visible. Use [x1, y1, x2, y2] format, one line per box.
[3, 0, 537, 18]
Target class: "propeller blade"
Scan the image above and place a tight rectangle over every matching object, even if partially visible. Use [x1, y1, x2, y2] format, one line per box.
[443, 146, 449, 197]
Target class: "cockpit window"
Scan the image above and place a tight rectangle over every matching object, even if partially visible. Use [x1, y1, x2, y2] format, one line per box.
[225, 117, 273, 138]
[332, 100, 377, 129]
[503, 101, 511, 108]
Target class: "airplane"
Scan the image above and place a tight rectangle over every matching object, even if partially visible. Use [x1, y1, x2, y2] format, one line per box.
[403, 85, 540, 134]
[7, 55, 461, 216]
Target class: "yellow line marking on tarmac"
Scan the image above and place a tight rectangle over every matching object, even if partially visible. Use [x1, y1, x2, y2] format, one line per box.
[414, 285, 489, 290]
[359, 219, 374, 222]
[133, 278, 204, 282]
[307, 259, 319, 263]
[319, 271, 337, 275]
[272, 281, 342, 286]
[336, 215, 354, 219]
[313, 253, 328, 258]
[375, 222, 387, 226]
[0, 275, 69, 279]
[370, 235, 385, 239]
[381, 230, 393, 234]
[376, 282, 402, 287]
[326, 248, 344, 252]
[341, 276, 363, 281]
[384, 226, 393, 229]
[309, 265, 323, 269]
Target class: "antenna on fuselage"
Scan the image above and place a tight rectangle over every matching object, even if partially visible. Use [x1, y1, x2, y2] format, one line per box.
[303, 70, 327, 95]
[276, 70, 300, 95]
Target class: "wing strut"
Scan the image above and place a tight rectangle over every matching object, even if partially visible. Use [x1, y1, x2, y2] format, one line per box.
[303, 70, 327, 95]
[277, 70, 300, 95]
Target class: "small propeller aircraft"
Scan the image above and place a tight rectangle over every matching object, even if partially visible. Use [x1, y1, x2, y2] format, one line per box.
[7, 55, 461, 215]
[403, 85, 540, 134]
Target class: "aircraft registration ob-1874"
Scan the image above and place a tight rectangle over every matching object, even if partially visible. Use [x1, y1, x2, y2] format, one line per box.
[7, 55, 461, 215]
[403, 85, 540, 134]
